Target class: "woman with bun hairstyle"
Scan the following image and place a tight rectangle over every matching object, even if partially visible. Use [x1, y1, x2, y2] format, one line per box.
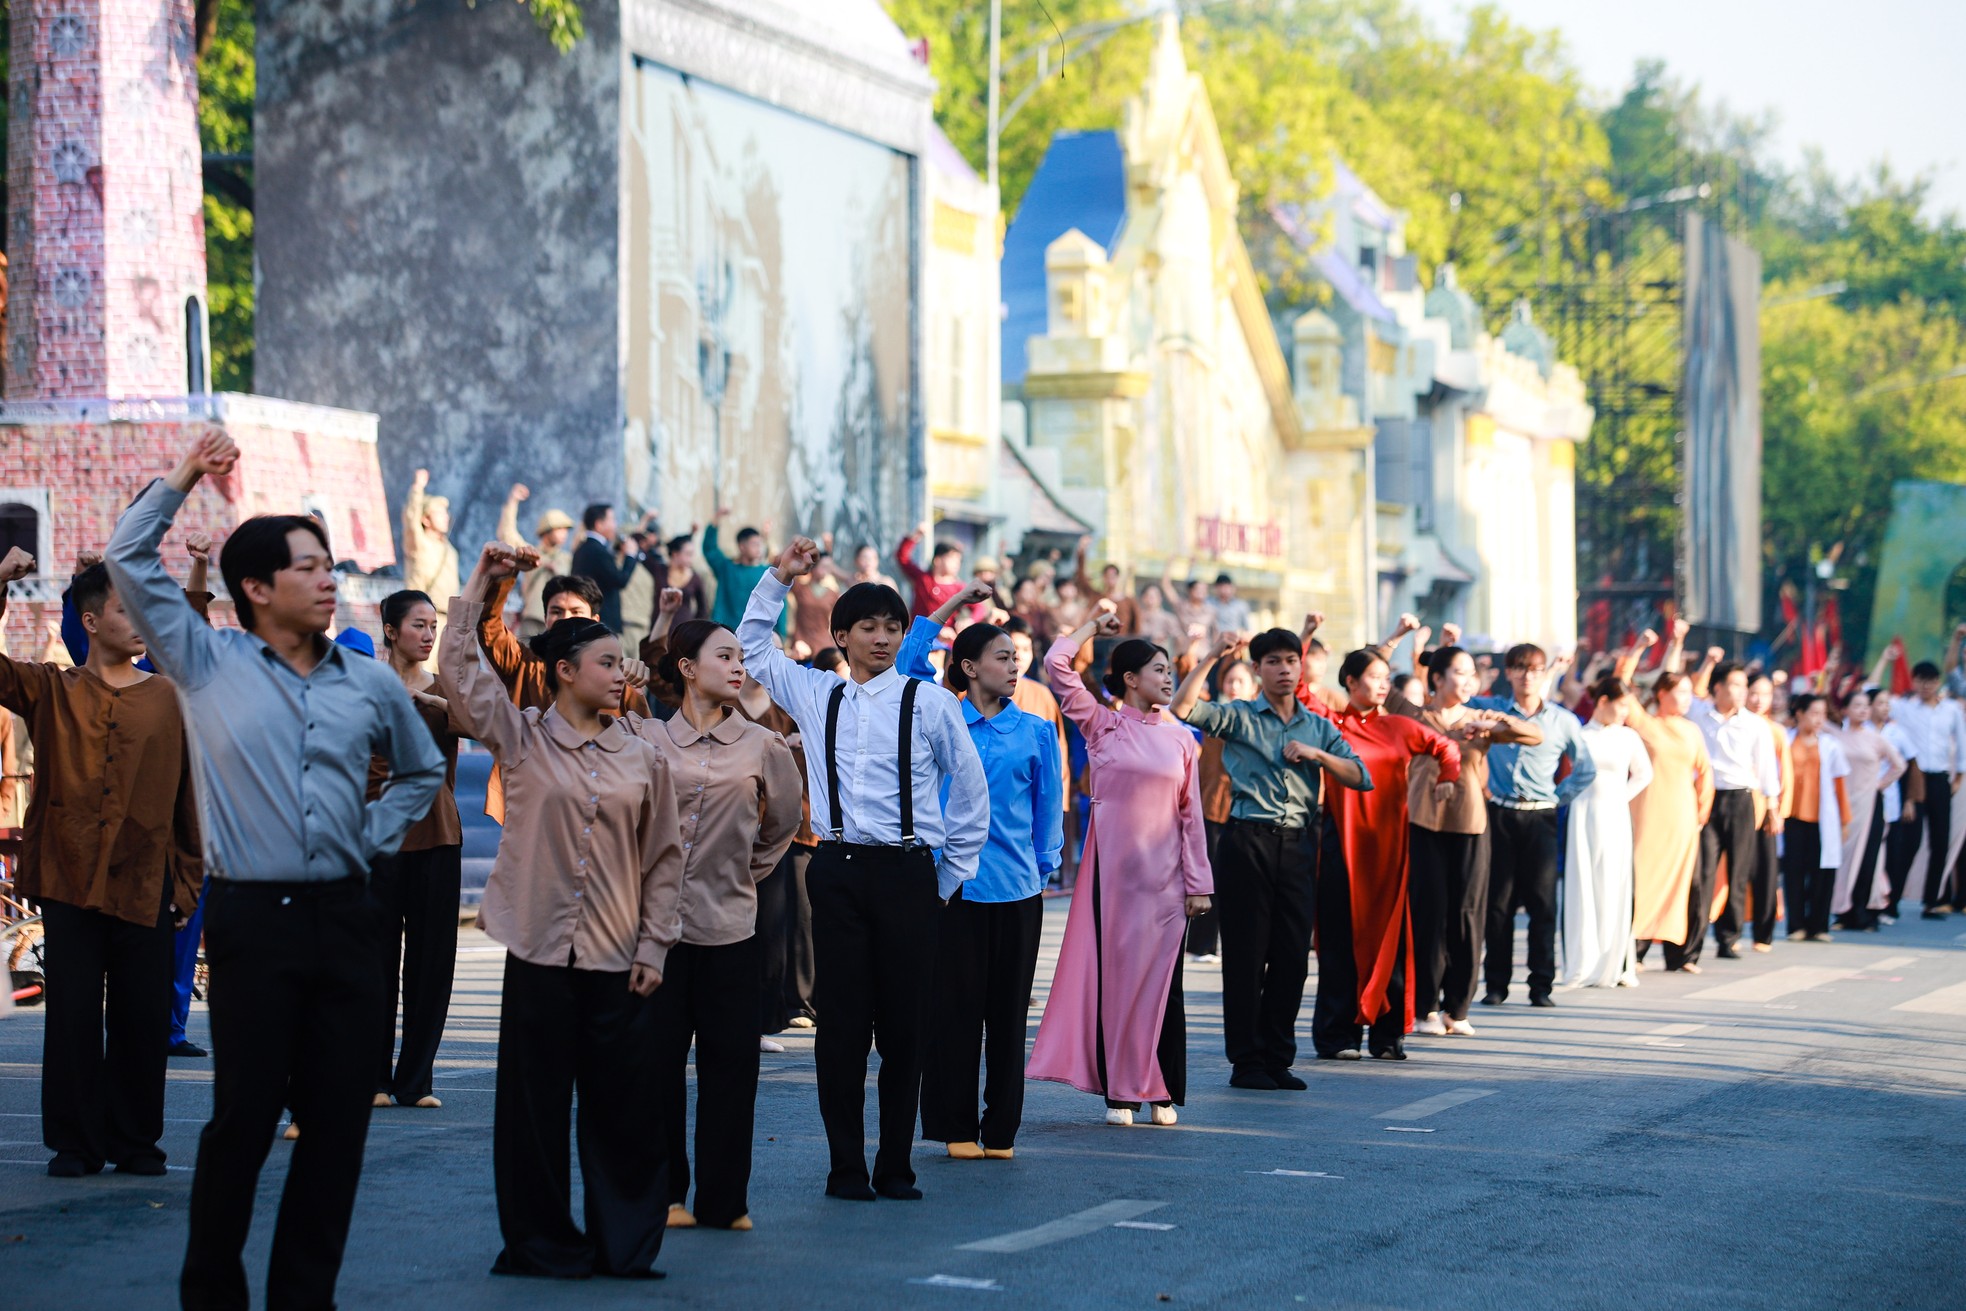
[632, 618, 801, 1232]
[439, 543, 684, 1280]
[369, 589, 466, 1109]
[1027, 604, 1211, 1127]
[1561, 676, 1654, 987]
[1302, 648, 1460, 1061]
[915, 620, 1063, 1160]
[1614, 644, 1716, 973]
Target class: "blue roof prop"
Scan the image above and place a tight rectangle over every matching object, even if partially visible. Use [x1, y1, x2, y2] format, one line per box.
[1000, 131, 1128, 384]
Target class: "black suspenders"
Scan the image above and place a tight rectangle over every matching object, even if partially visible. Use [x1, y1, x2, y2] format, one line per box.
[823, 677, 920, 845]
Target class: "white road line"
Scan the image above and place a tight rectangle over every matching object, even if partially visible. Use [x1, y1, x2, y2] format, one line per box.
[1892, 982, 1966, 1016]
[1112, 1220, 1177, 1231]
[1686, 967, 1857, 1002]
[958, 1199, 1167, 1252]
[1634, 1023, 1706, 1042]
[1378, 1088, 1496, 1120]
[1868, 955, 1920, 972]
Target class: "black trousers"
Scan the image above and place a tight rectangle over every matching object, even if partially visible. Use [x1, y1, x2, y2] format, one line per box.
[807, 843, 939, 1191]
[757, 844, 817, 1033]
[1839, 796, 1887, 930]
[1214, 818, 1315, 1077]
[920, 891, 1043, 1148]
[1886, 813, 1922, 916]
[1482, 805, 1560, 1000]
[1919, 771, 1954, 906]
[1706, 788, 1775, 947]
[1185, 820, 1225, 956]
[371, 844, 460, 1103]
[1781, 819, 1833, 936]
[492, 954, 665, 1279]
[651, 937, 760, 1227]
[1311, 820, 1407, 1057]
[181, 878, 384, 1311]
[1409, 826, 1490, 1021]
[40, 897, 174, 1169]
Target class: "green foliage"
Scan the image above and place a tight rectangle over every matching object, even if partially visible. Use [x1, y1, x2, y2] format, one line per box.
[199, 0, 255, 392]
[469, 0, 585, 54]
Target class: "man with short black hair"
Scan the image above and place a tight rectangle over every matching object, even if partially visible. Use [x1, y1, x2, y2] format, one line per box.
[570, 503, 644, 632]
[1208, 573, 1252, 634]
[895, 520, 967, 620]
[0, 548, 202, 1180]
[704, 506, 783, 635]
[1891, 660, 1966, 917]
[1687, 660, 1784, 958]
[1172, 627, 1369, 1090]
[109, 433, 445, 1310]
[740, 539, 988, 1203]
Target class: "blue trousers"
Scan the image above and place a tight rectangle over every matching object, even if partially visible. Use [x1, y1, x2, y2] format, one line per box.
[169, 900, 204, 1046]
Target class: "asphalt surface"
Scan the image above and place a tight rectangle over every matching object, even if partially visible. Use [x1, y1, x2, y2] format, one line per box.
[3, 903, 1964, 1309]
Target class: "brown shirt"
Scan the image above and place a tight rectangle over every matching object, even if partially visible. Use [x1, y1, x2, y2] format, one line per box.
[1012, 676, 1071, 809]
[367, 692, 463, 851]
[1398, 701, 1542, 834]
[626, 707, 801, 946]
[0, 659, 202, 926]
[440, 599, 684, 974]
[1200, 735, 1233, 825]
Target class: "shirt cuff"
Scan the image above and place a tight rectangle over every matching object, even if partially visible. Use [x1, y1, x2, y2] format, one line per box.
[936, 861, 970, 900]
[634, 937, 671, 977]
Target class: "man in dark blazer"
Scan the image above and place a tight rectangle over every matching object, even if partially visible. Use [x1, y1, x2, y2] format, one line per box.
[569, 503, 644, 633]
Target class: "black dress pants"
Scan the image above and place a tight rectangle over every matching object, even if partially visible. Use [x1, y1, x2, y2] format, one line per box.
[1482, 805, 1560, 1000]
[650, 936, 760, 1227]
[40, 897, 174, 1169]
[1886, 813, 1921, 916]
[1839, 796, 1887, 930]
[1917, 770, 1955, 906]
[1698, 789, 1763, 952]
[181, 878, 384, 1311]
[492, 954, 665, 1279]
[807, 843, 939, 1192]
[1781, 819, 1833, 936]
[1185, 820, 1224, 956]
[1311, 821, 1407, 1057]
[919, 891, 1043, 1148]
[1409, 826, 1490, 1021]
[371, 844, 460, 1103]
[1214, 818, 1315, 1077]
[757, 844, 817, 1033]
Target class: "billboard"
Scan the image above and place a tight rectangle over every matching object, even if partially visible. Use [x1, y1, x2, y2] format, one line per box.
[1681, 212, 1763, 632]
[621, 60, 918, 552]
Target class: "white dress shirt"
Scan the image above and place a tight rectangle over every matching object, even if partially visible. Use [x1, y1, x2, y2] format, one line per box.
[1881, 720, 1919, 824]
[1889, 694, 1966, 776]
[739, 573, 989, 897]
[1688, 699, 1781, 798]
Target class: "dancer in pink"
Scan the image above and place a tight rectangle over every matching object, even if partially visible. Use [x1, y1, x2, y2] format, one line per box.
[1027, 606, 1212, 1127]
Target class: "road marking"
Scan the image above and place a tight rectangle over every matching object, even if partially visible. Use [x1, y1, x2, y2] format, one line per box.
[1892, 982, 1966, 1016]
[1112, 1220, 1177, 1231]
[958, 1200, 1167, 1252]
[1249, 1169, 1343, 1178]
[1378, 1088, 1496, 1120]
[1687, 967, 1856, 1002]
[1868, 955, 1920, 972]
[1383, 1126, 1435, 1133]
[910, 1275, 1003, 1291]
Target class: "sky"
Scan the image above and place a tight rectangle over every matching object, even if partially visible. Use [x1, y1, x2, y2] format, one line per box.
[1409, 0, 1966, 220]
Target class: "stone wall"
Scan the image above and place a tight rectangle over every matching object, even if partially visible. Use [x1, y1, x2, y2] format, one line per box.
[255, 0, 624, 555]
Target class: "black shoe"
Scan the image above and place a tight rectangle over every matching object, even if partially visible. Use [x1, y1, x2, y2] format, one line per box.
[1529, 993, 1556, 1008]
[1479, 991, 1506, 1006]
[873, 1179, 923, 1201]
[168, 1041, 207, 1058]
[1270, 1071, 1309, 1091]
[1369, 1046, 1408, 1061]
[114, 1157, 167, 1177]
[1229, 1069, 1279, 1091]
[824, 1178, 877, 1202]
[1715, 944, 1742, 960]
[1921, 909, 1949, 920]
[48, 1152, 103, 1178]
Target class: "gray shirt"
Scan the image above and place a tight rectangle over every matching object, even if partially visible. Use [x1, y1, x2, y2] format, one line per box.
[106, 480, 445, 882]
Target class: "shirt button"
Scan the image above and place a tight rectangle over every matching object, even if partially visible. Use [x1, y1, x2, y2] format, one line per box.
[573, 890, 583, 899]
[583, 826, 591, 834]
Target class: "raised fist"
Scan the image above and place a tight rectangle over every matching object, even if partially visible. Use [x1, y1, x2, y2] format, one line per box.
[776, 537, 821, 581]
[0, 546, 35, 583]
[509, 483, 530, 502]
[658, 588, 684, 616]
[185, 532, 214, 563]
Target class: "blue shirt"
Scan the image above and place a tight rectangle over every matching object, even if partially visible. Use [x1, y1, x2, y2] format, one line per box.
[897, 618, 1062, 900]
[1469, 695, 1597, 806]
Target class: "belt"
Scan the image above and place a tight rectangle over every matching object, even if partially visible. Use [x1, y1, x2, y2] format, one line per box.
[817, 840, 931, 854]
[1229, 816, 1312, 836]
[1487, 797, 1556, 812]
[207, 875, 365, 898]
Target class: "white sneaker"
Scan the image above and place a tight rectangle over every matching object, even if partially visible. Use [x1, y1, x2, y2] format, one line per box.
[760, 1038, 786, 1053]
[1104, 1107, 1134, 1127]
[1446, 1018, 1477, 1037]
[1189, 953, 1220, 965]
[1413, 1011, 1447, 1036]
[788, 1015, 816, 1029]
[1149, 1104, 1178, 1126]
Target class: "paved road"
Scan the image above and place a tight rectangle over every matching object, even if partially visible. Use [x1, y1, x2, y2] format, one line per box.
[4, 906, 1964, 1309]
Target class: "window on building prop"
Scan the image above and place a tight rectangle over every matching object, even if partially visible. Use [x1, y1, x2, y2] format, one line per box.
[0, 498, 46, 573]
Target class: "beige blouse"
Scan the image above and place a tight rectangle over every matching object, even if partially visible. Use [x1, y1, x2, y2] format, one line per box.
[439, 599, 684, 975]
[1397, 702, 1542, 835]
[626, 706, 803, 947]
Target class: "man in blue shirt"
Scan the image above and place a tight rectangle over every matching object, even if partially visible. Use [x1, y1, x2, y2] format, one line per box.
[1471, 643, 1595, 1008]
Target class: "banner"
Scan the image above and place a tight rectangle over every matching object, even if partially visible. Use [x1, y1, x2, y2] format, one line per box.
[1681, 213, 1763, 632]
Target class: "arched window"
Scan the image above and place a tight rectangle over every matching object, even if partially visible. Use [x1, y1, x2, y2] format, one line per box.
[0, 498, 45, 572]
[185, 295, 210, 393]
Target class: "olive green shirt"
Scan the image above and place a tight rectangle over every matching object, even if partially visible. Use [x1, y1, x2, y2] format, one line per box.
[1183, 697, 1371, 828]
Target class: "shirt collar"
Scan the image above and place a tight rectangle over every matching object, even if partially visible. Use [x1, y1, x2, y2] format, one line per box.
[1114, 700, 1163, 724]
[848, 665, 902, 699]
[665, 705, 746, 747]
[542, 705, 628, 752]
[253, 632, 343, 674]
[964, 698, 1025, 733]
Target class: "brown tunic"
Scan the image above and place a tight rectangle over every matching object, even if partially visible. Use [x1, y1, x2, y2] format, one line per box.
[367, 692, 464, 851]
[1397, 702, 1542, 835]
[0, 660, 202, 926]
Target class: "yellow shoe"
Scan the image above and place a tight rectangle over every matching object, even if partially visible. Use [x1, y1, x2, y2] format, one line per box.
[728, 1215, 753, 1231]
[413, 1096, 442, 1109]
[282, 1122, 299, 1141]
[373, 1093, 392, 1108]
[946, 1141, 985, 1160]
[667, 1205, 697, 1228]
[982, 1147, 1015, 1160]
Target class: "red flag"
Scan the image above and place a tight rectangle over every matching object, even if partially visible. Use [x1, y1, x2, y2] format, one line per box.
[1890, 637, 1913, 696]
